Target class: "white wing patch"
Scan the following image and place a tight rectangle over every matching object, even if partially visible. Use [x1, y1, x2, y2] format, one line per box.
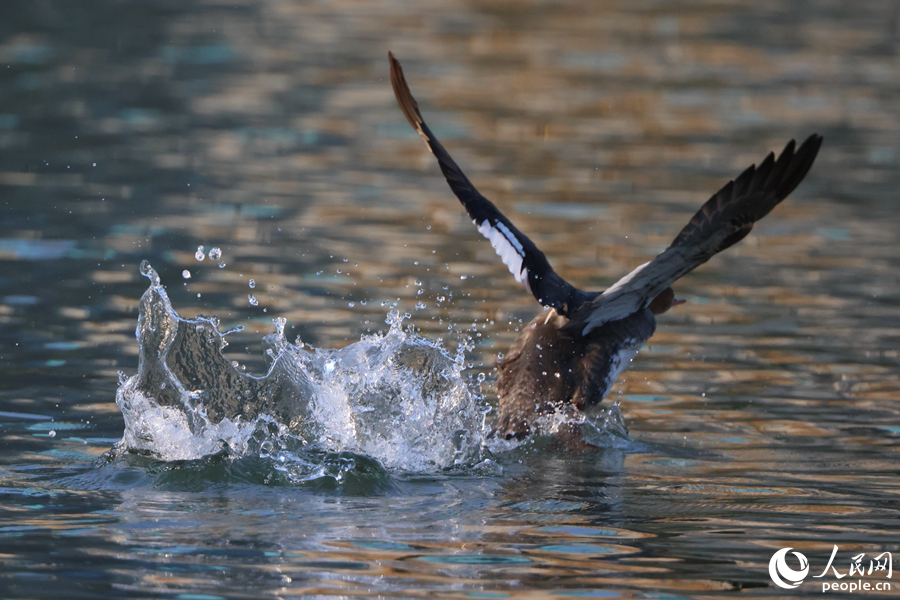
[477, 219, 526, 283]
[580, 261, 652, 335]
[601, 261, 650, 297]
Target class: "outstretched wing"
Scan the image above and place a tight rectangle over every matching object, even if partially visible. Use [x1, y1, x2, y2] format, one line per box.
[569, 133, 823, 335]
[389, 52, 591, 316]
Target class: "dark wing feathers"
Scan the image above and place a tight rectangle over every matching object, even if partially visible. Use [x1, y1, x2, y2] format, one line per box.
[568, 133, 822, 335]
[390, 52, 822, 337]
[389, 52, 591, 315]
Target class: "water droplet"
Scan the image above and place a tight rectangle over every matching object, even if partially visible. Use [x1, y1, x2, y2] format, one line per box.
[218, 261, 226, 269]
[139, 260, 161, 286]
[248, 294, 258, 306]
[209, 247, 222, 260]
[348, 302, 355, 307]
[460, 275, 468, 280]
[248, 279, 256, 289]
[415, 301, 426, 310]
[182, 270, 191, 279]
[48, 430, 56, 438]
[271, 317, 286, 337]
[195, 246, 205, 261]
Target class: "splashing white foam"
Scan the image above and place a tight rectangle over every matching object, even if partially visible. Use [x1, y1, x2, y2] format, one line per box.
[114, 261, 487, 472]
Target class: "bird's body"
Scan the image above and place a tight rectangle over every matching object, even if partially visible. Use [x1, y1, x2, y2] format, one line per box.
[493, 307, 654, 439]
[388, 52, 822, 440]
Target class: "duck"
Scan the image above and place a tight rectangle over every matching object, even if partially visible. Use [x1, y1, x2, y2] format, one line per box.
[388, 52, 823, 441]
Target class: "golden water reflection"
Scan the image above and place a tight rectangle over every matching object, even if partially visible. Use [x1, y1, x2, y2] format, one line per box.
[1, 0, 899, 597]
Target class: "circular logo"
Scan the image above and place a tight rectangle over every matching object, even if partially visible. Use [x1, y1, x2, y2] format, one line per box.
[769, 548, 810, 589]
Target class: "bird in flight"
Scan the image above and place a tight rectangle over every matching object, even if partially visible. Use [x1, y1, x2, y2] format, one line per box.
[389, 52, 822, 441]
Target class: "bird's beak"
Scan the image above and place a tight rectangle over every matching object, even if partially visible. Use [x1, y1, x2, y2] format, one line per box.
[672, 298, 687, 308]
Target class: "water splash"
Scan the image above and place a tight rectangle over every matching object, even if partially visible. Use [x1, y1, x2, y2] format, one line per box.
[112, 262, 639, 484]
[114, 262, 488, 475]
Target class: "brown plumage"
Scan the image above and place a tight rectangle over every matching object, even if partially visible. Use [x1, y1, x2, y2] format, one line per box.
[389, 52, 823, 440]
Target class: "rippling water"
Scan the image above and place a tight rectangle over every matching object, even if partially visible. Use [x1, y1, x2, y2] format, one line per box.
[2, 0, 899, 597]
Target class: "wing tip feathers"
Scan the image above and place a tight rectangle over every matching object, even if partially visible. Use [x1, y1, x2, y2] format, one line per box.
[388, 51, 429, 143]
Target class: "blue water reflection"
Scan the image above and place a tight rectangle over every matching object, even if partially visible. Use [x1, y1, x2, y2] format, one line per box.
[1, 0, 899, 598]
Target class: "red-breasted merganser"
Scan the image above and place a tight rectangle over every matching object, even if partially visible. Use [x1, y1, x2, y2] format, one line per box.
[389, 52, 822, 440]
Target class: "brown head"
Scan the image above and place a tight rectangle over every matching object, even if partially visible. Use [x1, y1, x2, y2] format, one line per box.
[648, 287, 686, 315]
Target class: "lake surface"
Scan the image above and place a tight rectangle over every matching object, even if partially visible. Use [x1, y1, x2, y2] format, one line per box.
[2, 0, 899, 598]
